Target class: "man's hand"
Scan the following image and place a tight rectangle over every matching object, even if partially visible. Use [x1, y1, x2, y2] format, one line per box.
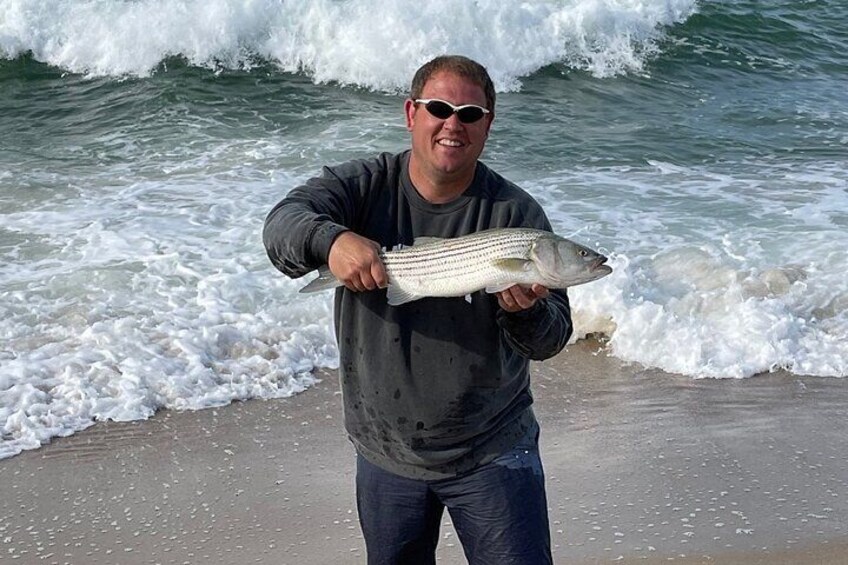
[328, 231, 388, 292]
[497, 284, 550, 313]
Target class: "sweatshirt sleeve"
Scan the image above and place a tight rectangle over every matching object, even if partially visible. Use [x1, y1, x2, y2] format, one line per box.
[496, 289, 572, 360]
[262, 166, 357, 279]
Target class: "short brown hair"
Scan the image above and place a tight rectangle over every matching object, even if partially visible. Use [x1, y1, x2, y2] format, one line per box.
[410, 55, 496, 111]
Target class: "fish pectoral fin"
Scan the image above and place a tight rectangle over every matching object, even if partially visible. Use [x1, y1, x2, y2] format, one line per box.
[299, 265, 341, 293]
[485, 258, 532, 293]
[492, 258, 532, 272]
[386, 284, 423, 306]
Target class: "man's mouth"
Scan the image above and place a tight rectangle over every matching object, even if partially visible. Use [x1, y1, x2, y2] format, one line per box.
[437, 139, 464, 148]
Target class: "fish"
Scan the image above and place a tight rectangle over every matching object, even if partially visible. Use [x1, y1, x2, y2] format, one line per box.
[299, 227, 612, 306]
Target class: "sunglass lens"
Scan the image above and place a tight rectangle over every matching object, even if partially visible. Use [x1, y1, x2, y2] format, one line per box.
[424, 101, 454, 120]
[456, 107, 485, 123]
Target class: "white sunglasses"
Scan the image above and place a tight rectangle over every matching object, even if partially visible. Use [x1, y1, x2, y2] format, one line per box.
[414, 98, 491, 123]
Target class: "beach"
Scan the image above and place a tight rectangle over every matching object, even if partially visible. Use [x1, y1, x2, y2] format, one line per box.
[2, 338, 846, 564]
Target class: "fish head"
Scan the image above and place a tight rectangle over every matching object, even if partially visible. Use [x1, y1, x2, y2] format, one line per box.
[530, 234, 613, 288]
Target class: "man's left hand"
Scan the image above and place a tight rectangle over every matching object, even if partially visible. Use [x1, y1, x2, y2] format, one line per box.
[497, 284, 550, 312]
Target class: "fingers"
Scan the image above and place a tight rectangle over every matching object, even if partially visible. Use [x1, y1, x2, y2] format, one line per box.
[327, 231, 388, 293]
[350, 266, 384, 292]
[497, 284, 549, 312]
[530, 283, 550, 300]
[371, 260, 388, 290]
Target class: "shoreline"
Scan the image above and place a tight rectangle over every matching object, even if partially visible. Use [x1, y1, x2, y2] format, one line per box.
[2, 339, 847, 564]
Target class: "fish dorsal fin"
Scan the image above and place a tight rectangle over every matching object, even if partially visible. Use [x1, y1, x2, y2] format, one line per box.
[412, 236, 445, 246]
[386, 284, 423, 306]
[299, 265, 341, 293]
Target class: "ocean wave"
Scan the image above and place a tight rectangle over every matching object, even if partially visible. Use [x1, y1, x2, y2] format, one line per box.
[0, 0, 697, 87]
[540, 159, 848, 380]
[661, 0, 848, 77]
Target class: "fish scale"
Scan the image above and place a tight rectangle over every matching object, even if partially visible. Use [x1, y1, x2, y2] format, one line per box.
[381, 230, 540, 291]
[299, 227, 611, 306]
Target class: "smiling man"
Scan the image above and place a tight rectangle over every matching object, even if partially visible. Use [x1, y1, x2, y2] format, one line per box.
[405, 69, 492, 202]
[263, 55, 572, 565]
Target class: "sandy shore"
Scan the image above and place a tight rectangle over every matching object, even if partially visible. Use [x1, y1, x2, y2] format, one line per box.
[2, 338, 847, 564]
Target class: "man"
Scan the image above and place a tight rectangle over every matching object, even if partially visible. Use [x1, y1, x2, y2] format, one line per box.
[263, 55, 572, 565]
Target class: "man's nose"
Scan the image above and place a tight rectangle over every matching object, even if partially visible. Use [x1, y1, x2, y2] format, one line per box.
[442, 112, 463, 129]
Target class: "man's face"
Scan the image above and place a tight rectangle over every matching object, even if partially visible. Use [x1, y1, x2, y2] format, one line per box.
[405, 71, 493, 186]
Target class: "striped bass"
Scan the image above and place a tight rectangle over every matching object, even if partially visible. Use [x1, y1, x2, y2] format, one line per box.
[299, 227, 612, 306]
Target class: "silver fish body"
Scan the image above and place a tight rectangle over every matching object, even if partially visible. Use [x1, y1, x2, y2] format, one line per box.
[299, 228, 612, 306]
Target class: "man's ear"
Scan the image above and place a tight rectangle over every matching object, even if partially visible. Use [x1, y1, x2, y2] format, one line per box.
[404, 99, 416, 132]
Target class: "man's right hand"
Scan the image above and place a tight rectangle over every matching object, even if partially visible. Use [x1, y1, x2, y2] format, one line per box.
[327, 231, 388, 292]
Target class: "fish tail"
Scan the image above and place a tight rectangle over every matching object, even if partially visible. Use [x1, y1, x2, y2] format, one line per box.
[299, 265, 341, 293]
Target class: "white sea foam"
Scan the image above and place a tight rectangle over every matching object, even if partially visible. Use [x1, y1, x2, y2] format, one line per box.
[0, 155, 338, 458]
[539, 160, 848, 379]
[0, 0, 697, 86]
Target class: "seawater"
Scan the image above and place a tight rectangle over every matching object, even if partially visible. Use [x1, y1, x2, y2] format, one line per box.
[1, 0, 846, 458]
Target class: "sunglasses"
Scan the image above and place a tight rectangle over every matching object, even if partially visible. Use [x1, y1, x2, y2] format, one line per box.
[414, 98, 491, 124]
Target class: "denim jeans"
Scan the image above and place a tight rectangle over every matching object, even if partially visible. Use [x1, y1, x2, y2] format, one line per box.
[355, 424, 552, 565]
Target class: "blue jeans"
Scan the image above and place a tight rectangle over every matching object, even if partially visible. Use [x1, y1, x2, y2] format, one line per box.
[355, 426, 552, 565]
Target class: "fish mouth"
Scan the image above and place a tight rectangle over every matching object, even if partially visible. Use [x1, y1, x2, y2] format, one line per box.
[591, 256, 610, 271]
[590, 256, 613, 278]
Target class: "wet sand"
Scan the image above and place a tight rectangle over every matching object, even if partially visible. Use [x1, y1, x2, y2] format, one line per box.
[1, 338, 847, 564]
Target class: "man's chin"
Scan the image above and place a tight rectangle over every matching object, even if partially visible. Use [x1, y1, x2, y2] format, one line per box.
[433, 163, 473, 180]
[432, 154, 476, 175]
[411, 149, 478, 183]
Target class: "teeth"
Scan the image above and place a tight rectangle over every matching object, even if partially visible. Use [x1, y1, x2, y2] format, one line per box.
[438, 139, 462, 147]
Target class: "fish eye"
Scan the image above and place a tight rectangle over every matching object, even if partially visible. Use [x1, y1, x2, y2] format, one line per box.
[579, 250, 588, 257]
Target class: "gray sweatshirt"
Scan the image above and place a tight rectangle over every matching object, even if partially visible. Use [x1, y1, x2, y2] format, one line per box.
[263, 151, 572, 479]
